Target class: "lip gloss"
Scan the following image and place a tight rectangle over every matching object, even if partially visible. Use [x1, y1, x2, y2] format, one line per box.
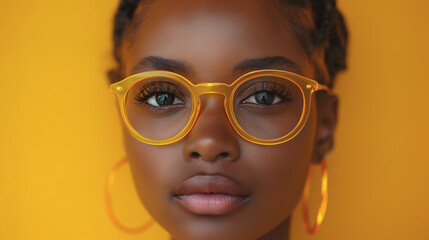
[174, 174, 250, 215]
[175, 193, 249, 215]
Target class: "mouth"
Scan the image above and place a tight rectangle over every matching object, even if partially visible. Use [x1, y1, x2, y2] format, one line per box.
[173, 174, 250, 215]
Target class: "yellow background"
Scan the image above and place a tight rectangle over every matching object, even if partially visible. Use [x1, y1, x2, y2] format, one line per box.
[1, 0, 429, 239]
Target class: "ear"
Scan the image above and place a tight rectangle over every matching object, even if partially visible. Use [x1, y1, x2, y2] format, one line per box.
[108, 68, 121, 84]
[312, 91, 338, 163]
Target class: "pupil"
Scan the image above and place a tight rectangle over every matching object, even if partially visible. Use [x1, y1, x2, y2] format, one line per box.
[255, 92, 274, 105]
[156, 92, 174, 106]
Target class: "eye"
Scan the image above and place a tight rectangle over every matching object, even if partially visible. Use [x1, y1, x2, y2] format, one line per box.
[242, 91, 282, 105]
[146, 92, 184, 107]
[134, 81, 186, 109]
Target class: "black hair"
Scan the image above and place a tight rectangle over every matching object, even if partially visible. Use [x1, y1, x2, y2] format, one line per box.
[109, 0, 348, 88]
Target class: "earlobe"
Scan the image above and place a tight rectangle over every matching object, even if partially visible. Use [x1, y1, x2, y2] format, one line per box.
[312, 92, 339, 163]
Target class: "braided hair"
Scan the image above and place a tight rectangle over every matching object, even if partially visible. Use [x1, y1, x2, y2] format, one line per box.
[109, 0, 348, 88]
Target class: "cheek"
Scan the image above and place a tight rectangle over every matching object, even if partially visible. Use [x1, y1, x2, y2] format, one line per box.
[241, 100, 317, 220]
[123, 132, 182, 221]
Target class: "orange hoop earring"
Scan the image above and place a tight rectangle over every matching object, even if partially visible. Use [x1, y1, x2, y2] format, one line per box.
[301, 156, 328, 235]
[104, 157, 155, 234]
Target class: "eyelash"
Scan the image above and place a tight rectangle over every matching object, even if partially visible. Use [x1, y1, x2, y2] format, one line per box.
[134, 81, 292, 110]
[134, 82, 183, 110]
[244, 81, 293, 104]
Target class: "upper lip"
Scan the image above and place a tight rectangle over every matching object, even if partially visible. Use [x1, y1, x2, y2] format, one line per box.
[174, 174, 250, 197]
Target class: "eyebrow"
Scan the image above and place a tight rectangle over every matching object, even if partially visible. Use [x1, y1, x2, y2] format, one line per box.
[132, 56, 195, 76]
[131, 55, 302, 77]
[233, 56, 302, 75]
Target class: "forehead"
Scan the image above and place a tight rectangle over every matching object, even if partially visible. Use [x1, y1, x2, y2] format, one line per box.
[122, 0, 313, 83]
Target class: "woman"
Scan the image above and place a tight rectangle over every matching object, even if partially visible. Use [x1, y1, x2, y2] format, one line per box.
[106, 0, 348, 239]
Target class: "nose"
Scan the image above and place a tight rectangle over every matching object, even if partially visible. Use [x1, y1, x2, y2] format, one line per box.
[183, 94, 241, 163]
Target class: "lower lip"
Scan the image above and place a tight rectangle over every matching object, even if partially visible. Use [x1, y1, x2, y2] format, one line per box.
[174, 193, 249, 215]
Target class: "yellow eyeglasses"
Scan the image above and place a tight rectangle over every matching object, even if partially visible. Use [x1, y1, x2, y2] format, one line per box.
[110, 69, 331, 145]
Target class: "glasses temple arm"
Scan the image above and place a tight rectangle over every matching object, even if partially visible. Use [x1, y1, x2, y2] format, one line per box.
[317, 83, 332, 95]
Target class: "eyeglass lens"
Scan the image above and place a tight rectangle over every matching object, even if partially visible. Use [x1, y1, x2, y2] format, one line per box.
[233, 76, 303, 139]
[124, 75, 304, 141]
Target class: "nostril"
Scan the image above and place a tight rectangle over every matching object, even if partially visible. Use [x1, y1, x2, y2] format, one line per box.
[190, 152, 200, 158]
[219, 152, 229, 158]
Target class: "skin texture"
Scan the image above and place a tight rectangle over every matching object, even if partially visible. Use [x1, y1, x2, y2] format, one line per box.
[118, 0, 338, 239]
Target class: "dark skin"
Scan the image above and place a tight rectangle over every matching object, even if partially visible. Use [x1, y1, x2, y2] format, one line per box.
[117, 0, 337, 239]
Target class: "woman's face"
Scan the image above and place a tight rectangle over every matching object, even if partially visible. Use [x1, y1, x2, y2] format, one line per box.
[119, 0, 331, 239]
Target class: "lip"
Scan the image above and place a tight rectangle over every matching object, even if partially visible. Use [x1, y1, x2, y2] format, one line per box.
[173, 174, 250, 215]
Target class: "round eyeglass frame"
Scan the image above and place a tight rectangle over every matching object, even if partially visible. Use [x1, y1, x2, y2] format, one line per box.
[110, 69, 331, 146]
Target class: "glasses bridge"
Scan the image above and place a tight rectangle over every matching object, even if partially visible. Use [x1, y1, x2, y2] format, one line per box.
[193, 83, 231, 96]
